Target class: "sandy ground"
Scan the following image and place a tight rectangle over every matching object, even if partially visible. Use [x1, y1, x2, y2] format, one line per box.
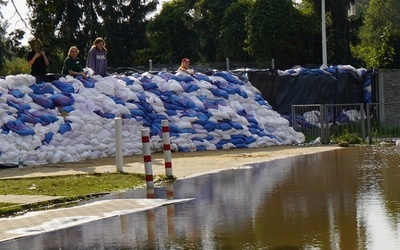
[0, 145, 341, 180]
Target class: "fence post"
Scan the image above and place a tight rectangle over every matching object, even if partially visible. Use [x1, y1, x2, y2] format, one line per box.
[141, 129, 154, 188]
[149, 59, 153, 71]
[115, 117, 123, 172]
[359, 103, 366, 142]
[366, 103, 372, 144]
[319, 104, 328, 144]
[291, 105, 295, 132]
[162, 120, 173, 177]
[226, 58, 230, 71]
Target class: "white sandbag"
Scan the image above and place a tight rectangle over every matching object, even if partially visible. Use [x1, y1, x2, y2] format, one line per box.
[175, 120, 193, 129]
[94, 78, 116, 96]
[165, 79, 184, 92]
[5, 74, 36, 87]
[1, 114, 16, 123]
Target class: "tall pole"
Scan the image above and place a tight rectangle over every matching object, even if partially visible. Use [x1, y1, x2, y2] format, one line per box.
[321, 0, 327, 66]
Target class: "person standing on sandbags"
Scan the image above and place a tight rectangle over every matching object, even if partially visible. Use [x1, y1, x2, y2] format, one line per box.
[26, 38, 49, 76]
[62, 46, 87, 78]
[86, 37, 108, 77]
[177, 58, 194, 76]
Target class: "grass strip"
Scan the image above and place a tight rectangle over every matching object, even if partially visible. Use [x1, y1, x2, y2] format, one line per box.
[0, 172, 146, 196]
[0, 172, 146, 217]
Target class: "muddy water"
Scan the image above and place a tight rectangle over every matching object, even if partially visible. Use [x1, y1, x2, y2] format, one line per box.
[3, 146, 400, 249]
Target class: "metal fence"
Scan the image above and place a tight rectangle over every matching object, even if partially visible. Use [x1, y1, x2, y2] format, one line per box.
[107, 60, 273, 75]
[290, 102, 400, 144]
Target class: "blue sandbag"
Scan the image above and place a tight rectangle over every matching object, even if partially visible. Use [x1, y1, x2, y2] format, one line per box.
[9, 89, 25, 98]
[230, 122, 243, 130]
[29, 93, 54, 109]
[52, 80, 75, 93]
[208, 88, 229, 99]
[196, 145, 207, 151]
[50, 93, 74, 106]
[107, 95, 125, 105]
[219, 122, 231, 131]
[204, 135, 214, 141]
[166, 109, 178, 116]
[4, 119, 35, 136]
[78, 77, 95, 88]
[130, 109, 146, 117]
[7, 100, 25, 112]
[142, 82, 159, 90]
[58, 123, 72, 134]
[19, 110, 41, 124]
[214, 71, 245, 85]
[30, 82, 54, 94]
[180, 128, 196, 134]
[32, 110, 59, 124]
[194, 74, 212, 82]
[150, 123, 162, 137]
[171, 74, 193, 82]
[42, 132, 54, 144]
[59, 105, 75, 113]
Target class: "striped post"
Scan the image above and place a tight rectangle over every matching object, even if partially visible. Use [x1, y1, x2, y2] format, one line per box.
[161, 120, 173, 177]
[115, 117, 123, 173]
[141, 129, 154, 188]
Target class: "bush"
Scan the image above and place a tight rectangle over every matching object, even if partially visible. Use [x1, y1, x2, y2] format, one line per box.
[0, 57, 30, 76]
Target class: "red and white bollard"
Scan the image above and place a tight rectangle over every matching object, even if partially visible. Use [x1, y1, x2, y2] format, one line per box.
[141, 129, 154, 188]
[161, 120, 173, 177]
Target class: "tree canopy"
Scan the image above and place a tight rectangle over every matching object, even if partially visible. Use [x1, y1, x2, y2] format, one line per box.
[4, 0, 399, 72]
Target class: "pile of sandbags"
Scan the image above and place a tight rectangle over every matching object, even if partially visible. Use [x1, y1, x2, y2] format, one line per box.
[0, 71, 304, 166]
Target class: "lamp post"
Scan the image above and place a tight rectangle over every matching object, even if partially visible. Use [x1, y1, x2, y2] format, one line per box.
[321, 0, 327, 66]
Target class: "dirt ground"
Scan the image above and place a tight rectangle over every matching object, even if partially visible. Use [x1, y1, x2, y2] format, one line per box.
[0, 145, 342, 180]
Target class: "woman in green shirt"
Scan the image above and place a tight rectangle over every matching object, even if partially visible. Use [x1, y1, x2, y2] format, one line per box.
[63, 46, 87, 78]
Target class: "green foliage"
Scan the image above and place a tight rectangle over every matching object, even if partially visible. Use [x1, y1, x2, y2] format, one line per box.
[246, 0, 302, 68]
[0, 57, 30, 76]
[331, 131, 362, 144]
[145, 0, 198, 64]
[353, 0, 400, 68]
[26, 0, 158, 69]
[219, 0, 254, 61]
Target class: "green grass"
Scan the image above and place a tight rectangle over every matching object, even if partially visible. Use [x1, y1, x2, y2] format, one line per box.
[0, 173, 147, 216]
[0, 173, 146, 196]
[0, 202, 18, 208]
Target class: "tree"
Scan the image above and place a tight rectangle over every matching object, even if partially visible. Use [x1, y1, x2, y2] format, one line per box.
[26, 0, 158, 72]
[246, 0, 301, 69]
[192, 0, 237, 62]
[353, 0, 400, 68]
[144, 0, 199, 64]
[219, 0, 254, 61]
[302, 0, 361, 66]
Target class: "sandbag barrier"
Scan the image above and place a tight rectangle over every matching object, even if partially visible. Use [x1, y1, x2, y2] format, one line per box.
[0, 72, 305, 166]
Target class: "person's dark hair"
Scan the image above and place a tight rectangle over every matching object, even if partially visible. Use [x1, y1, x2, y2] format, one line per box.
[28, 38, 43, 51]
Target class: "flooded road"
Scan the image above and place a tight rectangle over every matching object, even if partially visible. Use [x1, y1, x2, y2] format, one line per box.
[2, 146, 400, 249]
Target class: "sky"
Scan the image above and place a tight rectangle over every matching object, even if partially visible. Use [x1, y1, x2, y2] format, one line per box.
[1, 0, 30, 45]
[1, 0, 170, 46]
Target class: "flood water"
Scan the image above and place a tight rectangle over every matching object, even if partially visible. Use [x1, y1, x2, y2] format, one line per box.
[2, 146, 400, 249]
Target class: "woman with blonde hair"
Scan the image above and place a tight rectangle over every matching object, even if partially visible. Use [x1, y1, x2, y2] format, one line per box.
[62, 46, 87, 78]
[86, 37, 108, 76]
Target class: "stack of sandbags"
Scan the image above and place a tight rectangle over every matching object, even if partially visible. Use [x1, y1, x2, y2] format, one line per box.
[0, 71, 305, 166]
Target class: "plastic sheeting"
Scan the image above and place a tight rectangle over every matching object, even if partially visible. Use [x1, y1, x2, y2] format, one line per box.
[247, 65, 373, 115]
[0, 72, 305, 166]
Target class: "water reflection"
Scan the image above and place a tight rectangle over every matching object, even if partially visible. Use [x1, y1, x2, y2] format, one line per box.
[2, 146, 400, 249]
